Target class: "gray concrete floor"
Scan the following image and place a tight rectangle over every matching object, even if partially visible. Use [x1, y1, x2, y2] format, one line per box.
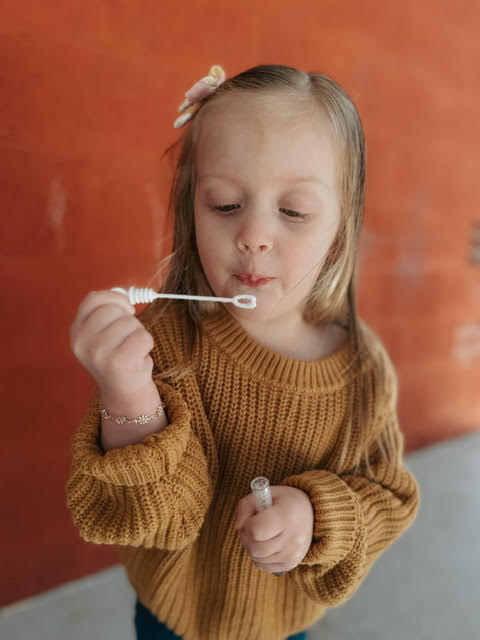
[1, 431, 479, 640]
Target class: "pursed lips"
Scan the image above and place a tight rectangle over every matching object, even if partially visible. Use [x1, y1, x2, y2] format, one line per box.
[235, 274, 275, 286]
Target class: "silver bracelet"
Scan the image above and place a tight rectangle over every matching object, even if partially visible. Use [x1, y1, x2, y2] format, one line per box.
[99, 401, 165, 425]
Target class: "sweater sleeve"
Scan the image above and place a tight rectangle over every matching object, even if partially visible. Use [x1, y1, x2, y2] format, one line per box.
[65, 375, 213, 550]
[279, 352, 420, 606]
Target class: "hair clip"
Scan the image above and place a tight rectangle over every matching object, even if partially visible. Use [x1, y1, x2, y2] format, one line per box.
[173, 65, 226, 128]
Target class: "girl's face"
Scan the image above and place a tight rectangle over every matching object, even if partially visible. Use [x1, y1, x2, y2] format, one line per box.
[193, 97, 342, 327]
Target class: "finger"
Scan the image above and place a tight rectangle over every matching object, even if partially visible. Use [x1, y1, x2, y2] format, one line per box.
[91, 316, 150, 355]
[114, 324, 154, 357]
[79, 303, 134, 338]
[241, 507, 283, 542]
[72, 308, 139, 359]
[239, 529, 283, 559]
[74, 290, 135, 328]
[234, 494, 258, 531]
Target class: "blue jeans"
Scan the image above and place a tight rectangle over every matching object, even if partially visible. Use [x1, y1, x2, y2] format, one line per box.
[134, 599, 307, 639]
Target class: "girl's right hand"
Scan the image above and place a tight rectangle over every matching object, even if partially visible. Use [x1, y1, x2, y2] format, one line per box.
[69, 290, 155, 398]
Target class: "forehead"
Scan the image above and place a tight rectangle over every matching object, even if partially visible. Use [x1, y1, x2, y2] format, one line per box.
[195, 95, 339, 189]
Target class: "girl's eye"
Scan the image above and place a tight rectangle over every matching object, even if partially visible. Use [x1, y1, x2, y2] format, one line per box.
[280, 208, 306, 219]
[214, 204, 238, 213]
[213, 205, 307, 220]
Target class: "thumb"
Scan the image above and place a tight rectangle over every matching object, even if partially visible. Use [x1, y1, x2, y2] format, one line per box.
[234, 494, 258, 531]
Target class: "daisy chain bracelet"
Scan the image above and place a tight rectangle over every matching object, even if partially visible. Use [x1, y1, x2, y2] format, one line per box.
[99, 401, 166, 425]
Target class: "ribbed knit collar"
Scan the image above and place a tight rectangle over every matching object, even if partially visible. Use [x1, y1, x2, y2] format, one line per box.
[201, 304, 356, 392]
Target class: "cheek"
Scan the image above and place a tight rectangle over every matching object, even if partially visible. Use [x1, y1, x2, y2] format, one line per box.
[194, 211, 213, 250]
[195, 214, 232, 261]
[196, 224, 222, 257]
[283, 239, 327, 272]
[196, 234, 214, 271]
[194, 226, 224, 279]
[195, 206, 222, 241]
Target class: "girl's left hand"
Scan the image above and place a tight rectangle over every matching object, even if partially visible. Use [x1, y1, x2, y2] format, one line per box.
[234, 485, 314, 573]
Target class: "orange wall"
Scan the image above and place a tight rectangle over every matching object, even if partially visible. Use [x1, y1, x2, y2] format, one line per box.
[1, 0, 479, 606]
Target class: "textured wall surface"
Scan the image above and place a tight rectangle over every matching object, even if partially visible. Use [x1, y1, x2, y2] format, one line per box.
[1, 0, 478, 606]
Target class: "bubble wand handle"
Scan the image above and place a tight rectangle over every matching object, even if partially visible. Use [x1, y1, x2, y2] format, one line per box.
[250, 476, 285, 577]
[110, 286, 256, 309]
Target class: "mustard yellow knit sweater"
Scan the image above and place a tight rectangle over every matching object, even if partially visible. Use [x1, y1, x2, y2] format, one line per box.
[66, 302, 420, 640]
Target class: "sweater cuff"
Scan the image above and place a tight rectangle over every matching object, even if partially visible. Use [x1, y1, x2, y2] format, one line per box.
[71, 378, 194, 487]
[280, 469, 362, 569]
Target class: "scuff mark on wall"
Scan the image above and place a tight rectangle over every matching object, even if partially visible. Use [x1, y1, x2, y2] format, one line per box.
[453, 322, 480, 364]
[393, 189, 428, 302]
[470, 221, 480, 265]
[47, 176, 67, 254]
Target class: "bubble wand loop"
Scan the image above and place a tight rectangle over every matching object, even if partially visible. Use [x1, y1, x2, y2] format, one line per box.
[111, 286, 256, 309]
[250, 477, 285, 577]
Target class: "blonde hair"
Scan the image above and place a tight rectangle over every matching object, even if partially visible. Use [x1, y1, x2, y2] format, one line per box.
[142, 64, 399, 478]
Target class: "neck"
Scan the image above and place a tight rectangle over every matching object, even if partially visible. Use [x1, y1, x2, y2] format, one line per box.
[224, 306, 339, 361]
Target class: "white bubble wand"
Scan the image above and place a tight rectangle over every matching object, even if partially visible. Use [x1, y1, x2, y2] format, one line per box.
[111, 286, 256, 309]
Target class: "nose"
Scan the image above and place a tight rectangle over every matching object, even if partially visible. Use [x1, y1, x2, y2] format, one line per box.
[236, 213, 273, 253]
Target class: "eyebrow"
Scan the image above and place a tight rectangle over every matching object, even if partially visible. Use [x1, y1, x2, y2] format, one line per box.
[198, 174, 328, 188]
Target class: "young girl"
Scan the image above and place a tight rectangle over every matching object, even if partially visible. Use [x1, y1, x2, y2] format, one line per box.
[66, 64, 420, 640]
